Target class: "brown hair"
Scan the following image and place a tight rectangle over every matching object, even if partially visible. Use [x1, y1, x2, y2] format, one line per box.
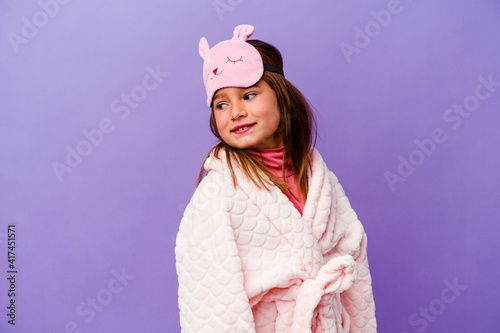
[193, 39, 317, 200]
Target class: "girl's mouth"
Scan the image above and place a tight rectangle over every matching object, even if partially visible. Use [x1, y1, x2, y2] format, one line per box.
[232, 123, 255, 134]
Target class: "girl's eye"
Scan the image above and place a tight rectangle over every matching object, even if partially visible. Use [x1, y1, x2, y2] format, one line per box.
[244, 93, 256, 100]
[215, 102, 228, 110]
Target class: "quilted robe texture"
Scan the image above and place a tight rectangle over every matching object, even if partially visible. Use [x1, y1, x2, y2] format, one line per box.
[175, 147, 376, 332]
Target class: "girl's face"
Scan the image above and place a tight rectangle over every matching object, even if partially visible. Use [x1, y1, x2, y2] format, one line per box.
[212, 80, 283, 150]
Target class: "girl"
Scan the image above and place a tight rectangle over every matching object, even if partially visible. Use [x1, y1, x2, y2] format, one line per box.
[175, 25, 376, 332]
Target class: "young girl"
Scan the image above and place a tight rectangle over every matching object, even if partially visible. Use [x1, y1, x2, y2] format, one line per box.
[175, 24, 376, 333]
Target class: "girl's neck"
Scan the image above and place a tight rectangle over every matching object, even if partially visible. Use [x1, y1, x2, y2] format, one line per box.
[246, 146, 290, 171]
[247, 146, 284, 152]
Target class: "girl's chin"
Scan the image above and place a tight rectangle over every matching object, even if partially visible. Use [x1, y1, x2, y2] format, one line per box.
[228, 140, 256, 150]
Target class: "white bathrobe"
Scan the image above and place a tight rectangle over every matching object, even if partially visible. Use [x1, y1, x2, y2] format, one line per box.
[175, 147, 376, 332]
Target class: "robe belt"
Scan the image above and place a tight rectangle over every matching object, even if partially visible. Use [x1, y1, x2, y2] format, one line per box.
[292, 255, 358, 333]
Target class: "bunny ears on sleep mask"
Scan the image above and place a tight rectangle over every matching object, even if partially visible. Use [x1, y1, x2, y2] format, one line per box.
[199, 24, 284, 107]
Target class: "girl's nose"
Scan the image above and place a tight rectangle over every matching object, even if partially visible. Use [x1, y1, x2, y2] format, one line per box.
[231, 100, 247, 119]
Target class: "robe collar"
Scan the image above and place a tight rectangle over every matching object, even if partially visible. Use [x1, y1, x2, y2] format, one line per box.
[204, 147, 338, 276]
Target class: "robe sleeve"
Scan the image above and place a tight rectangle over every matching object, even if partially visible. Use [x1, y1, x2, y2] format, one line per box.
[340, 232, 377, 332]
[175, 174, 256, 333]
[329, 173, 377, 332]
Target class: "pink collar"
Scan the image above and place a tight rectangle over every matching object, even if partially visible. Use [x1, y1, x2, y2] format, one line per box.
[247, 147, 292, 176]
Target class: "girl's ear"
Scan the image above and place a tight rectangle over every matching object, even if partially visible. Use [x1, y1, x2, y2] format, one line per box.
[199, 37, 210, 59]
[232, 24, 254, 42]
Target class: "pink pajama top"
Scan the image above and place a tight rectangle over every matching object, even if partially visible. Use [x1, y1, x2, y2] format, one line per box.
[247, 147, 306, 215]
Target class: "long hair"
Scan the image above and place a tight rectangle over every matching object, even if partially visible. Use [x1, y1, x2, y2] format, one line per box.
[193, 39, 317, 200]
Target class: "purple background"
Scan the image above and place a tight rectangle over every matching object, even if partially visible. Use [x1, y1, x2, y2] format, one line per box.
[1, 1, 499, 332]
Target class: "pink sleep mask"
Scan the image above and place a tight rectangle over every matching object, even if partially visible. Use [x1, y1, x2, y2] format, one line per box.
[199, 24, 284, 107]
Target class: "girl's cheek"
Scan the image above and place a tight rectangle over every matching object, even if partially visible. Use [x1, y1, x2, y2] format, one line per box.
[215, 117, 224, 129]
[215, 118, 226, 133]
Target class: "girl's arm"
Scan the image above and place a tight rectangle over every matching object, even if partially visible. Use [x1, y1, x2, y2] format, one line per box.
[328, 172, 377, 332]
[175, 175, 256, 333]
[339, 232, 377, 332]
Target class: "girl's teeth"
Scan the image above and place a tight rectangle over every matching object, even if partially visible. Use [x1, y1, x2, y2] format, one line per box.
[236, 126, 248, 132]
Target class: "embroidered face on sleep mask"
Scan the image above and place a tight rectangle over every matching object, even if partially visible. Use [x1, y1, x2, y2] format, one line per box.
[199, 24, 284, 107]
